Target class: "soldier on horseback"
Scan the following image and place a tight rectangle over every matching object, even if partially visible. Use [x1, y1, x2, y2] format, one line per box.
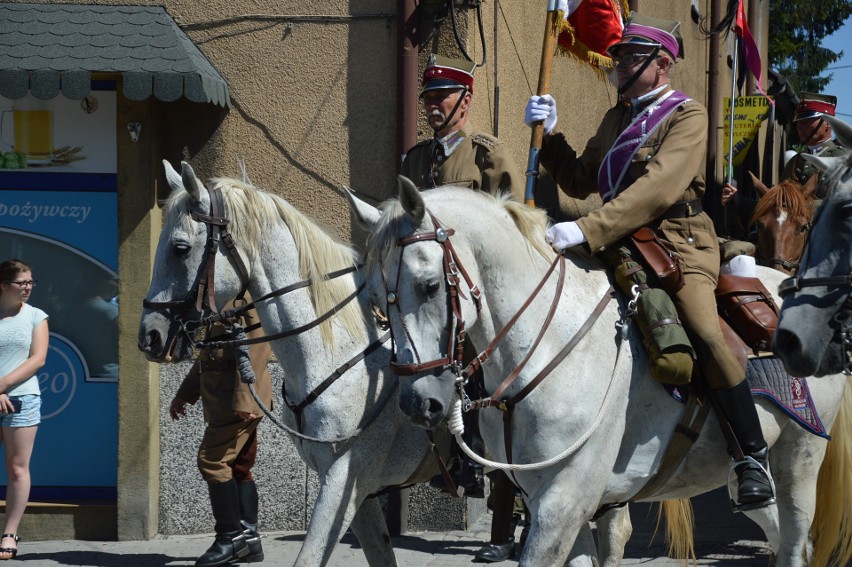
[524, 13, 775, 510]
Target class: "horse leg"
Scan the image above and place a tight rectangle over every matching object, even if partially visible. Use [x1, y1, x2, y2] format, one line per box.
[595, 506, 632, 567]
[348, 495, 397, 567]
[564, 523, 598, 567]
[746, 429, 824, 567]
[516, 487, 596, 566]
[293, 459, 362, 567]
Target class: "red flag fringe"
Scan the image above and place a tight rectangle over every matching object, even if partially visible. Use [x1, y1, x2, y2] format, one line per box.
[557, 0, 628, 77]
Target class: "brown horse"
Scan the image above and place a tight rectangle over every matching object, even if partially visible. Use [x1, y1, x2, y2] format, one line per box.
[749, 171, 818, 274]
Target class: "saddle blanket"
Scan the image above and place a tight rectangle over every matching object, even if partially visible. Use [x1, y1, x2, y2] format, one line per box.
[747, 356, 829, 439]
[667, 356, 829, 439]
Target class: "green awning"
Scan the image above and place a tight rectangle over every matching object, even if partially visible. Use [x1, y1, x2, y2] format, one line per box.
[0, 3, 230, 107]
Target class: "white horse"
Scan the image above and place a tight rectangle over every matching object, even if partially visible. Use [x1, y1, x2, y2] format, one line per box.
[138, 162, 444, 567]
[348, 179, 852, 567]
[775, 114, 852, 382]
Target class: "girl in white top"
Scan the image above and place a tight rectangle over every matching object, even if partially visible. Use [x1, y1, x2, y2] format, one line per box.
[0, 259, 48, 560]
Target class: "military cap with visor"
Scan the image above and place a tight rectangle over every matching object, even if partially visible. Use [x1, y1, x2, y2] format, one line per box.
[607, 13, 684, 60]
[793, 92, 837, 122]
[421, 54, 476, 96]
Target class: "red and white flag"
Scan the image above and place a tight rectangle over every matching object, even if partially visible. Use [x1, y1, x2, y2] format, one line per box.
[733, 0, 770, 101]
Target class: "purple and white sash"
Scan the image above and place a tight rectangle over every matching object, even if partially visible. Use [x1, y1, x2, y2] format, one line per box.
[598, 90, 691, 202]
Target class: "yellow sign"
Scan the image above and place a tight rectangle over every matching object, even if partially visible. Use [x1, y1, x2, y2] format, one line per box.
[723, 96, 772, 167]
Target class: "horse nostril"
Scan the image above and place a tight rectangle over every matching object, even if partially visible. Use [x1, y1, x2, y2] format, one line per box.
[427, 398, 444, 415]
[145, 330, 162, 353]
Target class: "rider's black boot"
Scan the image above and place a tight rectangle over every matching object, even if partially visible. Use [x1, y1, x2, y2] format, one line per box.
[196, 480, 249, 566]
[712, 381, 775, 508]
[238, 480, 264, 563]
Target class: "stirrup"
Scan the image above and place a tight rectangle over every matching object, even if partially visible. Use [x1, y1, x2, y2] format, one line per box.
[726, 455, 777, 513]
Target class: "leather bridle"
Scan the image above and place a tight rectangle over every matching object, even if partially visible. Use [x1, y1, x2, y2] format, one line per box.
[142, 183, 250, 354]
[385, 211, 482, 376]
[778, 205, 852, 374]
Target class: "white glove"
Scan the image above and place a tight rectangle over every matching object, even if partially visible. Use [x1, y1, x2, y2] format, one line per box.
[720, 255, 756, 278]
[545, 221, 586, 252]
[525, 95, 558, 135]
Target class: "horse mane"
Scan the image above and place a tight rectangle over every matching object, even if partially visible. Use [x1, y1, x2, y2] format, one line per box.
[749, 179, 812, 227]
[165, 177, 365, 344]
[366, 188, 553, 277]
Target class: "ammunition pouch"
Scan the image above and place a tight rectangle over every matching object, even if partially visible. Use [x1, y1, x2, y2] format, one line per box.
[606, 245, 695, 385]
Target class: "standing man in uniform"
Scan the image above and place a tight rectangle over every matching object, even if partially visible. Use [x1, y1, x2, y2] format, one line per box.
[401, 54, 524, 201]
[170, 309, 272, 566]
[525, 13, 775, 510]
[402, 55, 525, 563]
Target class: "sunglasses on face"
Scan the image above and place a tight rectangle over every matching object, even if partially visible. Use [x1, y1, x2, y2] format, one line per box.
[3, 280, 36, 288]
[612, 53, 657, 67]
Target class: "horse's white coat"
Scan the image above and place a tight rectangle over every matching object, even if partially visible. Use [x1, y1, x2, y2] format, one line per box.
[355, 182, 851, 567]
[138, 162, 439, 567]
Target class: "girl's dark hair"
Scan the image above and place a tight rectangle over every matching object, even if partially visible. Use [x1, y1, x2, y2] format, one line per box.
[0, 259, 32, 296]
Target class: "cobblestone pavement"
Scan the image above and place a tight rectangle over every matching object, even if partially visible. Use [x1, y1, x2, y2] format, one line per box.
[18, 490, 774, 566]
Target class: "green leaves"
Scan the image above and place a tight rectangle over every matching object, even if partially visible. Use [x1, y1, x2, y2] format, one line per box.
[769, 1, 852, 93]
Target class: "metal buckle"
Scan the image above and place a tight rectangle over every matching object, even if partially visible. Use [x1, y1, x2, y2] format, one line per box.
[777, 276, 800, 297]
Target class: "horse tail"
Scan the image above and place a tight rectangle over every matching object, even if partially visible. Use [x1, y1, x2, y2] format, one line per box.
[656, 498, 697, 562]
[812, 377, 852, 567]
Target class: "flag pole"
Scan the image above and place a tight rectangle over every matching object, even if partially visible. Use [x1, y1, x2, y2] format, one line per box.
[726, 31, 739, 186]
[524, 0, 562, 208]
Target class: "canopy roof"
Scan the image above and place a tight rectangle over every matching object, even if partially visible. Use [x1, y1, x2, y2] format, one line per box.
[0, 3, 230, 106]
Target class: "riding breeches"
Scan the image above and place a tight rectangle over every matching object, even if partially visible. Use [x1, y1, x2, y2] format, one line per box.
[671, 271, 746, 390]
[198, 416, 261, 484]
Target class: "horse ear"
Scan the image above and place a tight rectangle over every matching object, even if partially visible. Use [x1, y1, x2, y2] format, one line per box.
[344, 186, 381, 229]
[180, 161, 205, 205]
[162, 160, 183, 193]
[823, 114, 852, 150]
[748, 171, 770, 196]
[801, 170, 819, 199]
[397, 175, 425, 222]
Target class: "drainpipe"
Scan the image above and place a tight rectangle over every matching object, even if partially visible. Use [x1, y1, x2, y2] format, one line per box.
[398, 0, 419, 171]
[706, 0, 722, 226]
[388, 0, 419, 537]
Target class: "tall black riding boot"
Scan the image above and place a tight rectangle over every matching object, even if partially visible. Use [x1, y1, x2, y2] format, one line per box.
[196, 480, 249, 566]
[238, 480, 264, 563]
[712, 381, 775, 509]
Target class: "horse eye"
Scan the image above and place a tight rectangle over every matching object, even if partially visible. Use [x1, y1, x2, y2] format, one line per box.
[425, 281, 441, 296]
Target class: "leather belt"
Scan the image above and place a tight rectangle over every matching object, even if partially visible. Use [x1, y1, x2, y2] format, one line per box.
[660, 198, 702, 220]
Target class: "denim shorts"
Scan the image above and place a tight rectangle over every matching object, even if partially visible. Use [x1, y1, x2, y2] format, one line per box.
[0, 395, 41, 428]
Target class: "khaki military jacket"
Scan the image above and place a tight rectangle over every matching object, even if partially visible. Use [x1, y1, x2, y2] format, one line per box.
[540, 90, 718, 278]
[782, 139, 848, 197]
[401, 122, 525, 202]
[177, 312, 273, 425]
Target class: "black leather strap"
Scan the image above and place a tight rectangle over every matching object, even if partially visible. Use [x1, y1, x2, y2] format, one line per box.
[659, 198, 703, 220]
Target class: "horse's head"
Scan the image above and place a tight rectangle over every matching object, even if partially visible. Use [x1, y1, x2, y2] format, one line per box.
[750, 171, 818, 275]
[138, 161, 249, 362]
[775, 114, 852, 376]
[349, 177, 483, 429]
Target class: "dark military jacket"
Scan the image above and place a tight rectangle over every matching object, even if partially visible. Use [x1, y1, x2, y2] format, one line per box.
[400, 122, 524, 201]
[782, 139, 849, 198]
